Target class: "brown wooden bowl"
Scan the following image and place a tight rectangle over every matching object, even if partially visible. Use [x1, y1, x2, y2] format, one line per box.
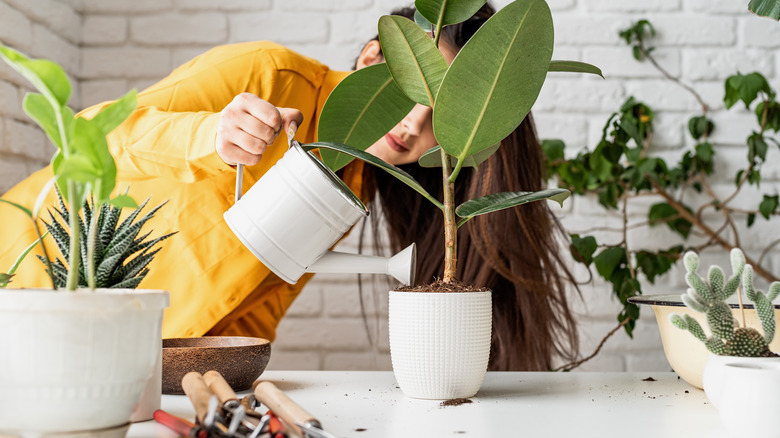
[162, 336, 271, 395]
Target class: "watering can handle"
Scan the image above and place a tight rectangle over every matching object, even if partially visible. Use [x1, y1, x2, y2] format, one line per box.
[234, 164, 244, 203]
[234, 124, 297, 203]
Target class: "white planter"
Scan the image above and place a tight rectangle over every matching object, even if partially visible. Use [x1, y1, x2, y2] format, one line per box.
[703, 354, 780, 408]
[0, 288, 169, 433]
[389, 290, 492, 399]
[703, 355, 780, 438]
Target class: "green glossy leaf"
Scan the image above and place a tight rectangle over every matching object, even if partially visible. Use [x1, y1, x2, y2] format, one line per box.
[455, 188, 570, 226]
[68, 117, 116, 201]
[570, 234, 597, 265]
[548, 60, 603, 78]
[2, 231, 49, 287]
[748, 132, 769, 163]
[414, 10, 433, 31]
[0, 198, 33, 217]
[304, 142, 442, 209]
[417, 143, 500, 168]
[541, 139, 565, 162]
[109, 194, 138, 209]
[759, 194, 778, 219]
[0, 273, 12, 287]
[23, 93, 61, 149]
[90, 89, 137, 135]
[318, 63, 415, 171]
[57, 155, 99, 184]
[594, 246, 627, 279]
[379, 15, 449, 106]
[433, 0, 553, 160]
[687, 115, 714, 140]
[756, 101, 780, 132]
[724, 72, 772, 109]
[749, 0, 780, 20]
[0, 45, 70, 107]
[415, 0, 486, 27]
[648, 202, 692, 238]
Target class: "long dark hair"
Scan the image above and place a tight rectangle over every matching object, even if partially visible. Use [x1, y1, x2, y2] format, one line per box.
[360, 3, 580, 371]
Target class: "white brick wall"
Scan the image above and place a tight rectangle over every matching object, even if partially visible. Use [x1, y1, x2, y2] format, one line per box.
[1, 0, 779, 373]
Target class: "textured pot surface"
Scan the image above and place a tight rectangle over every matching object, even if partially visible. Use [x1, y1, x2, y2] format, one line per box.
[389, 290, 492, 399]
[0, 288, 169, 433]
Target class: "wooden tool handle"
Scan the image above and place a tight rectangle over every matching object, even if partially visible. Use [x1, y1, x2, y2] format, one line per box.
[254, 381, 318, 436]
[204, 370, 238, 404]
[182, 371, 212, 424]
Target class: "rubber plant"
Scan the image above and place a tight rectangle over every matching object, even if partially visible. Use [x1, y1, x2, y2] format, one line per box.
[302, 0, 602, 285]
[0, 45, 154, 291]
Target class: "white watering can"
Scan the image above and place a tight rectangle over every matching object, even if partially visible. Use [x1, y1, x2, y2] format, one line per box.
[224, 141, 416, 285]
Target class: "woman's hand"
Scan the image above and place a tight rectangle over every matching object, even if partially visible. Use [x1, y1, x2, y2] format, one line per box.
[216, 93, 304, 166]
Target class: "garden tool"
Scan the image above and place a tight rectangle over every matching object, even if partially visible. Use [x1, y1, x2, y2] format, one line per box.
[226, 133, 416, 286]
[204, 370, 264, 430]
[182, 371, 244, 437]
[253, 381, 339, 438]
[153, 409, 208, 438]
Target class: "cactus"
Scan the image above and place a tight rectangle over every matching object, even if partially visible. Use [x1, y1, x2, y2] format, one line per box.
[669, 248, 779, 357]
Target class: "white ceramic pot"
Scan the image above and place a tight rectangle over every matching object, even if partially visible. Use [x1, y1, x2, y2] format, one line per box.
[0, 288, 169, 433]
[703, 356, 780, 438]
[702, 354, 780, 409]
[389, 290, 492, 399]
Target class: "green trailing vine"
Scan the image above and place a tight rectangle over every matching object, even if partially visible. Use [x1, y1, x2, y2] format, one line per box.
[544, 19, 780, 342]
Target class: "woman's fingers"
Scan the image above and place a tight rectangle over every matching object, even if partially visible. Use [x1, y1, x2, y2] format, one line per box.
[278, 107, 304, 139]
[216, 94, 304, 166]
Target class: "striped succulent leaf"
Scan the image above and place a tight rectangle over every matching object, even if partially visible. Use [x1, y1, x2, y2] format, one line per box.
[38, 190, 175, 289]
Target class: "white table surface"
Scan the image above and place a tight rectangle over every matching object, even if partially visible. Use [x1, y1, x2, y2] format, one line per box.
[128, 370, 731, 438]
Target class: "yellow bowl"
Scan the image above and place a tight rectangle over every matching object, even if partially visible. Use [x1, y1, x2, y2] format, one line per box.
[629, 294, 780, 389]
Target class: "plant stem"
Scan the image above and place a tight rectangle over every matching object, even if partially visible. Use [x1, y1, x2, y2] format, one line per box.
[441, 147, 457, 282]
[638, 41, 708, 115]
[433, 8, 445, 48]
[621, 184, 636, 280]
[651, 179, 779, 282]
[86, 199, 99, 290]
[66, 181, 80, 291]
[32, 220, 57, 289]
[554, 316, 631, 372]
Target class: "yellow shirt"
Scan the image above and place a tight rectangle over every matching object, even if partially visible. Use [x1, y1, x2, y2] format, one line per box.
[0, 41, 360, 340]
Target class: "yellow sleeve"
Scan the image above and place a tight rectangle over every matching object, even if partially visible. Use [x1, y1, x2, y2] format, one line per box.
[78, 41, 330, 183]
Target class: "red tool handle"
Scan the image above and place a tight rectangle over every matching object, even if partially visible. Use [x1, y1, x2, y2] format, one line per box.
[153, 409, 207, 438]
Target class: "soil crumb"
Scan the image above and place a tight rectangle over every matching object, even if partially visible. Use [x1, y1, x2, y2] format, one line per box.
[642, 377, 656, 382]
[354, 428, 367, 432]
[396, 279, 490, 293]
[440, 398, 473, 407]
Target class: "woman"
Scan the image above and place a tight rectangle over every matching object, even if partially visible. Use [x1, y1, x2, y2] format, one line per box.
[0, 4, 578, 371]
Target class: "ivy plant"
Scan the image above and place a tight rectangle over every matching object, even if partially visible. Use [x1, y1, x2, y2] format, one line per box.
[544, 19, 780, 339]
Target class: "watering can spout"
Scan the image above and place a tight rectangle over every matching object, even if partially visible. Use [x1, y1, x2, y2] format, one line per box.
[306, 243, 417, 285]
